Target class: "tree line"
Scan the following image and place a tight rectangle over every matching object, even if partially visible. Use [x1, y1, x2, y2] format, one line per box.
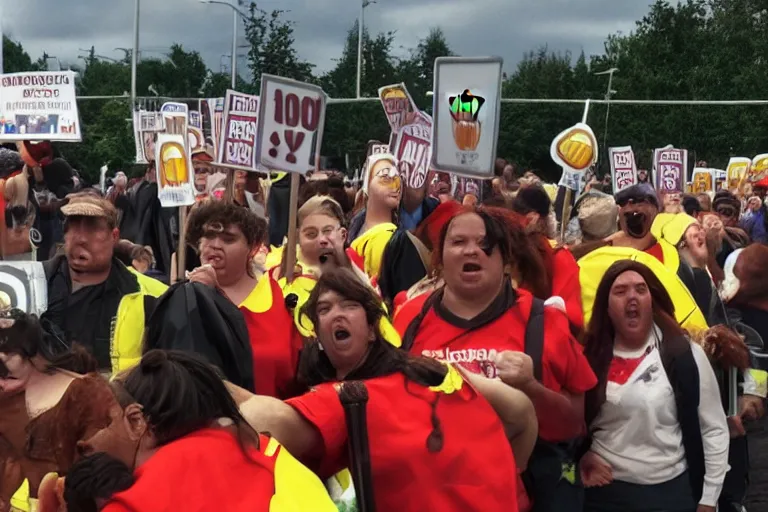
[4, 0, 768, 183]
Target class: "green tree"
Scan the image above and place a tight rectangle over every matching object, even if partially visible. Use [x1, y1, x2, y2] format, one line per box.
[400, 28, 455, 110]
[319, 22, 399, 166]
[2, 36, 38, 73]
[243, 4, 314, 92]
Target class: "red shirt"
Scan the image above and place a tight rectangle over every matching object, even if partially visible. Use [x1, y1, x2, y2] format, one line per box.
[393, 288, 597, 442]
[103, 429, 277, 512]
[288, 372, 518, 512]
[240, 275, 303, 398]
[551, 247, 584, 330]
[645, 242, 664, 263]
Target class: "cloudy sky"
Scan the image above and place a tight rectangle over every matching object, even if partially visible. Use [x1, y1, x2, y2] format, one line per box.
[5, 0, 652, 82]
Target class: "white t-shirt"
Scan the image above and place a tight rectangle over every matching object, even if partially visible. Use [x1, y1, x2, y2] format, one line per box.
[590, 327, 729, 507]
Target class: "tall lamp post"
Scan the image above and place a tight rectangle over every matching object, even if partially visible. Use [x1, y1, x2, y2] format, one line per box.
[356, 0, 376, 98]
[131, 0, 140, 108]
[201, 0, 247, 89]
[594, 67, 618, 158]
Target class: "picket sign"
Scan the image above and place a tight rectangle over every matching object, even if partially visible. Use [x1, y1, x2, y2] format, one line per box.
[216, 90, 260, 172]
[255, 75, 327, 176]
[255, 75, 329, 283]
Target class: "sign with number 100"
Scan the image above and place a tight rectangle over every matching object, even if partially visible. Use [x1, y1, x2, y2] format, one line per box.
[256, 74, 327, 175]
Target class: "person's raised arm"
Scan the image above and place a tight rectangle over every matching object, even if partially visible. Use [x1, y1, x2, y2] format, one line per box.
[226, 382, 321, 459]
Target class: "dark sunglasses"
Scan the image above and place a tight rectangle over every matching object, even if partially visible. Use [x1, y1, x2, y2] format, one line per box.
[616, 196, 650, 208]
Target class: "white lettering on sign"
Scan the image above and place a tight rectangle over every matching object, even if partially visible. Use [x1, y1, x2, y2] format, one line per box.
[227, 118, 257, 142]
[660, 163, 680, 191]
[230, 95, 259, 114]
[226, 141, 253, 167]
[659, 151, 682, 163]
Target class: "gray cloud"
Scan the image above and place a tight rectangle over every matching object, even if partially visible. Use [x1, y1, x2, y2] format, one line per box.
[5, 0, 652, 89]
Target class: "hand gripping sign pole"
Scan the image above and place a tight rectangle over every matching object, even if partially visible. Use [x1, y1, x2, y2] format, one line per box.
[255, 74, 327, 284]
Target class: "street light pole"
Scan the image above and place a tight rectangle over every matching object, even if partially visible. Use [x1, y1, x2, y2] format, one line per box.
[201, 1, 246, 90]
[595, 67, 618, 156]
[231, 8, 238, 89]
[131, 0, 140, 109]
[356, 0, 375, 99]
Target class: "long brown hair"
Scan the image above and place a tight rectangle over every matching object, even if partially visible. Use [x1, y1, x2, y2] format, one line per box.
[583, 260, 685, 425]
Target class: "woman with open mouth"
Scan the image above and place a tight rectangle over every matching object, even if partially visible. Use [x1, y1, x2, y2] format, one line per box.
[185, 201, 302, 399]
[394, 205, 597, 512]
[0, 308, 116, 512]
[580, 260, 729, 512]
[236, 267, 538, 511]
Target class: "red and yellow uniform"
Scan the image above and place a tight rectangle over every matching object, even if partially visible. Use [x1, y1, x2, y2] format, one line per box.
[549, 243, 585, 330]
[103, 428, 335, 512]
[393, 288, 597, 443]
[287, 367, 518, 512]
[239, 275, 303, 399]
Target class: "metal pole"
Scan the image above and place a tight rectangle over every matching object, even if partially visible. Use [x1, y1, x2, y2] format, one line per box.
[0, 0, 4, 74]
[356, 0, 364, 98]
[231, 8, 237, 89]
[602, 70, 615, 154]
[131, 0, 140, 110]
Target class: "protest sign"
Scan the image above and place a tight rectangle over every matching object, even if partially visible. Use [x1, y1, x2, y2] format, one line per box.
[0, 71, 80, 141]
[133, 111, 164, 163]
[653, 145, 687, 193]
[155, 102, 195, 207]
[378, 83, 419, 134]
[609, 146, 638, 192]
[749, 154, 768, 184]
[551, 122, 598, 198]
[691, 167, 714, 193]
[216, 90, 259, 171]
[256, 75, 326, 175]
[394, 120, 432, 189]
[432, 57, 502, 178]
[726, 157, 750, 191]
[201, 97, 225, 160]
[0, 262, 48, 315]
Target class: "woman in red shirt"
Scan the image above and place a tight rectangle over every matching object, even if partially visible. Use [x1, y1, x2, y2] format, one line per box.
[74, 350, 335, 512]
[238, 267, 538, 512]
[394, 205, 597, 511]
[186, 201, 302, 398]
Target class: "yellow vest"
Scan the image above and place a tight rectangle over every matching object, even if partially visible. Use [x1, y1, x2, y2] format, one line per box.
[350, 222, 396, 278]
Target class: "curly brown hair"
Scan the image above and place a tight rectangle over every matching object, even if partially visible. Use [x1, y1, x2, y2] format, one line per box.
[185, 200, 267, 249]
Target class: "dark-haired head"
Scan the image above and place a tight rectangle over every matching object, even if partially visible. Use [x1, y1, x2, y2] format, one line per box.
[434, 205, 551, 301]
[0, 309, 97, 393]
[298, 267, 446, 388]
[299, 267, 449, 452]
[185, 200, 267, 284]
[77, 350, 259, 471]
[63, 453, 134, 512]
[583, 260, 684, 424]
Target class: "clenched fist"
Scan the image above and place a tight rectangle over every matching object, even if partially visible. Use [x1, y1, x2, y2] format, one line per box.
[493, 351, 535, 391]
[187, 264, 219, 289]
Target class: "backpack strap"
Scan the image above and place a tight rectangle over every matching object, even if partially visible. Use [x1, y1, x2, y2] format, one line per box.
[525, 298, 546, 382]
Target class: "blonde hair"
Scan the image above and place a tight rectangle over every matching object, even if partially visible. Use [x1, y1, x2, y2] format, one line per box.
[297, 195, 345, 228]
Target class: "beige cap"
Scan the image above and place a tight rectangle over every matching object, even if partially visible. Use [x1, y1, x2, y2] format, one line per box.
[61, 193, 119, 228]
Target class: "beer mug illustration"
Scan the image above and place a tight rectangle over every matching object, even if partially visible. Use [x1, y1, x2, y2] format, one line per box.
[555, 128, 595, 171]
[448, 89, 485, 151]
[159, 142, 189, 187]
